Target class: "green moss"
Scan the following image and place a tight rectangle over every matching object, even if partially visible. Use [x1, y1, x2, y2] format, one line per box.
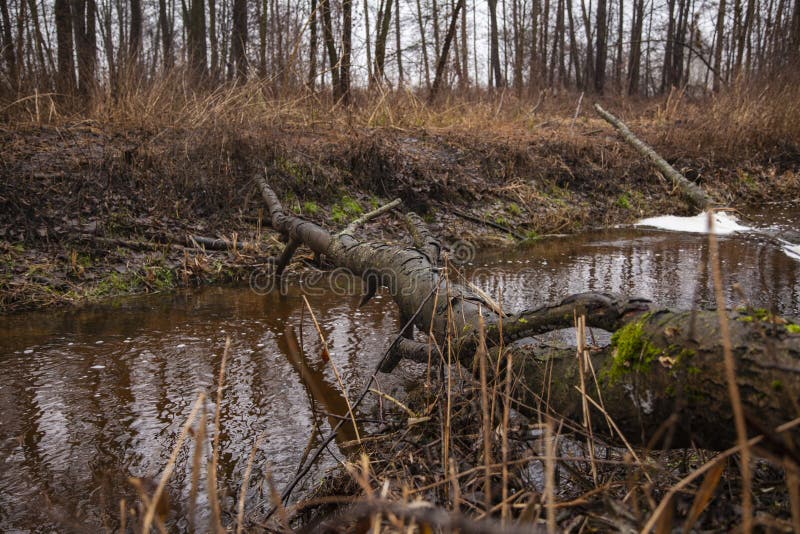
[605, 315, 660, 383]
[523, 230, 539, 241]
[331, 205, 347, 224]
[507, 202, 522, 216]
[786, 324, 800, 334]
[616, 193, 632, 210]
[331, 196, 363, 224]
[736, 306, 772, 322]
[771, 380, 783, 391]
[494, 215, 509, 226]
[302, 201, 319, 215]
[341, 196, 363, 216]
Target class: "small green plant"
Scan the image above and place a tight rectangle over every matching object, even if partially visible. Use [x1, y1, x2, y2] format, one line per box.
[341, 196, 363, 216]
[787, 324, 800, 334]
[507, 202, 522, 216]
[523, 229, 539, 241]
[494, 215, 509, 226]
[331, 196, 363, 224]
[331, 205, 347, 224]
[303, 201, 319, 215]
[616, 193, 632, 210]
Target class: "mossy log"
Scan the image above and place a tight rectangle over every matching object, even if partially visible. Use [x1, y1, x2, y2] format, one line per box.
[256, 171, 800, 455]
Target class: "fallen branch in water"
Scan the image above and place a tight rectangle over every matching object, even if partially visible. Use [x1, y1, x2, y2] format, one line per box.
[253, 169, 800, 456]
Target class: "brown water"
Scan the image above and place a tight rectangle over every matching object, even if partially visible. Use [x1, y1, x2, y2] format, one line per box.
[1, 209, 799, 530]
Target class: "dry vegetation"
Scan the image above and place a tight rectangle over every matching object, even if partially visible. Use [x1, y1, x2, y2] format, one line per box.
[2, 80, 800, 312]
[1, 79, 800, 531]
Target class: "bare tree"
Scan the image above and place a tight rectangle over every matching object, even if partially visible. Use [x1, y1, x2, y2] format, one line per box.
[55, 0, 76, 91]
[373, 0, 393, 84]
[430, 0, 465, 99]
[628, 0, 644, 94]
[231, 0, 247, 80]
[595, 0, 608, 92]
[0, 0, 17, 85]
[488, 0, 504, 86]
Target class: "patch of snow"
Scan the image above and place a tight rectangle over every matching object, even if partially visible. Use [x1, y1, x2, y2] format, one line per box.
[23, 349, 33, 354]
[90, 365, 106, 369]
[635, 210, 750, 235]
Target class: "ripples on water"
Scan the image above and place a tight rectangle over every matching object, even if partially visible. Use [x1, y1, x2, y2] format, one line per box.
[1, 212, 799, 530]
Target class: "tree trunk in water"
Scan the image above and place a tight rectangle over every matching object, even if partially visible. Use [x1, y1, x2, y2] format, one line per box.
[255, 171, 800, 457]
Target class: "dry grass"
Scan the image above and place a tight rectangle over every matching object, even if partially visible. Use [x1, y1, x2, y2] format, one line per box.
[4, 74, 800, 159]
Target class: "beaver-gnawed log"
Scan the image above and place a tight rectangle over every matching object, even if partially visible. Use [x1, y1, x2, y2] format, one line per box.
[256, 172, 800, 454]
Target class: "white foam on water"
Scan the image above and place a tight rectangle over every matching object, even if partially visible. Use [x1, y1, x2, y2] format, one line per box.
[636, 210, 800, 261]
[635, 211, 750, 235]
[784, 243, 800, 261]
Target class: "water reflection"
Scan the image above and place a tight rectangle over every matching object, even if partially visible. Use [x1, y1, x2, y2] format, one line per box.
[1, 222, 799, 530]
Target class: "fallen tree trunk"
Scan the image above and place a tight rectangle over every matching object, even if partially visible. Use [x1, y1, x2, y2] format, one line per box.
[256, 171, 800, 455]
[594, 103, 714, 210]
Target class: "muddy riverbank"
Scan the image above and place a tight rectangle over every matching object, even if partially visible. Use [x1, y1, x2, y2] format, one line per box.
[2, 120, 799, 314]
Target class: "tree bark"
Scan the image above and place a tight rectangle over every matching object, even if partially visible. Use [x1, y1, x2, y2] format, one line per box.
[255, 170, 800, 456]
[396, 0, 404, 85]
[429, 0, 464, 102]
[339, 0, 352, 103]
[158, 0, 173, 69]
[72, 0, 96, 94]
[627, 0, 644, 94]
[594, 103, 713, 210]
[187, 0, 207, 77]
[0, 0, 17, 85]
[54, 0, 76, 92]
[232, 0, 247, 81]
[594, 0, 608, 92]
[373, 0, 393, 84]
[488, 0, 504, 87]
[320, 0, 340, 94]
[129, 0, 142, 64]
